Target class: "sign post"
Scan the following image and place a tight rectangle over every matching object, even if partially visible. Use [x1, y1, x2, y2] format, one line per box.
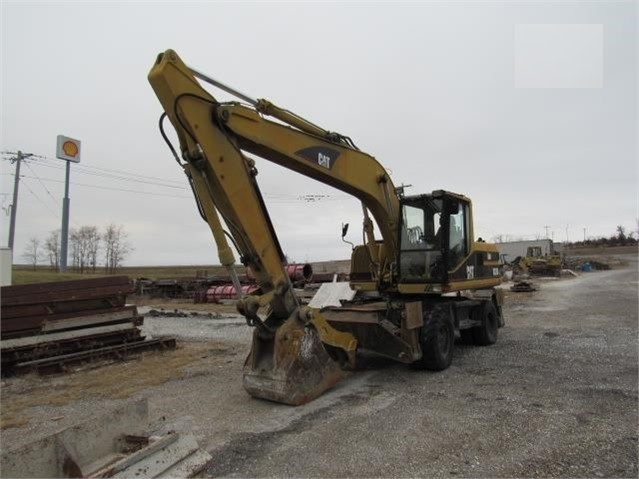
[56, 135, 81, 272]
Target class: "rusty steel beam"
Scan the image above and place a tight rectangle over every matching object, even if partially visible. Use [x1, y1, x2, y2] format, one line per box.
[1, 329, 145, 372]
[0, 275, 132, 299]
[2, 284, 132, 307]
[1, 305, 141, 338]
[1, 277, 137, 340]
[0, 276, 173, 378]
[41, 307, 142, 332]
[2, 322, 140, 350]
[13, 338, 177, 375]
[2, 298, 127, 321]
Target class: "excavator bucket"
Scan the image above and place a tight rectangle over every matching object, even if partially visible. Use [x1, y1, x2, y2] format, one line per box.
[243, 314, 349, 406]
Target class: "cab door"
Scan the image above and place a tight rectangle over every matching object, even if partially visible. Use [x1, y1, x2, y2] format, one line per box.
[443, 197, 471, 272]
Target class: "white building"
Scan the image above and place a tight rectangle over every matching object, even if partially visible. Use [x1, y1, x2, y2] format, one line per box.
[496, 239, 560, 263]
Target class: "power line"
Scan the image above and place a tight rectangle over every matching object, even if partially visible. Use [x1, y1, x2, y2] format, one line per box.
[20, 178, 61, 220]
[75, 169, 186, 189]
[7, 169, 81, 228]
[0, 173, 193, 199]
[7, 156, 186, 188]
[21, 155, 353, 200]
[22, 160, 62, 209]
[26, 155, 186, 186]
[2, 153, 353, 203]
[24, 157, 187, 189]
[2, 172, 350, 203]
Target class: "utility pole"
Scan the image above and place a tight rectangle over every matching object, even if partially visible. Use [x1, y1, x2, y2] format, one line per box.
[60, 160, 71, 272]
[544, 225, 550, 239]
[7, 151, 33, 250]
[583, 228, 586, 242]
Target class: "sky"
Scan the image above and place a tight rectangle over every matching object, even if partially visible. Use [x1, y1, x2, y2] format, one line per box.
[1, 1, 637, 266]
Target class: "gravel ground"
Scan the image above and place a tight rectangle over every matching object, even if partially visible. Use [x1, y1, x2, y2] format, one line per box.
[1, 255, 637, 478]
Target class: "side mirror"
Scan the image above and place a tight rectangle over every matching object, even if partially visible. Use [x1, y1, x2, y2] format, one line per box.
[341, 223, 354, 250]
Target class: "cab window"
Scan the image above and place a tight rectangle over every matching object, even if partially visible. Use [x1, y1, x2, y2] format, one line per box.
[447, 201, 469, 267]
[399, 199, 444, 281]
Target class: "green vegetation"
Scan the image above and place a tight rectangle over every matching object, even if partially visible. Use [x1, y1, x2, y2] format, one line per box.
[11, 269, 94, 285]
[10, 264, 227, 285]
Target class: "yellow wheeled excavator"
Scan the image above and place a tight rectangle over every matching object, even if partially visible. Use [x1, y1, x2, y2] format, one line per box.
[148, 50, 504, 405]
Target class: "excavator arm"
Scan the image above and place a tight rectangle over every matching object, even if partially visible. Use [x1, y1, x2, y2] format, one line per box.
[148, 49, 398, 404]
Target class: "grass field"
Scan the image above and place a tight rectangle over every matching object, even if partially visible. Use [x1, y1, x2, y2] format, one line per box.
[10, 264, 228, 285]
[0, 341, 224, 429]
[8, 245, 634, 286]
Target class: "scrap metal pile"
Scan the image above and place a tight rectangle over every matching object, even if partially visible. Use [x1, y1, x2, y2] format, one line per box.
[510, 279, 538, 292]
[1, 276, 175, 375]
[134, 263, 339, 303]
[563, 257, 612, 271]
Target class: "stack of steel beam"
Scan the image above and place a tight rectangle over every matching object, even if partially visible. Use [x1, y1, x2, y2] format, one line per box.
[1, 276, 174, 374]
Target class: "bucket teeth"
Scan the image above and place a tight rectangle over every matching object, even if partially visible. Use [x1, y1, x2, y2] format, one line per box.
[243, 315, 348, 406]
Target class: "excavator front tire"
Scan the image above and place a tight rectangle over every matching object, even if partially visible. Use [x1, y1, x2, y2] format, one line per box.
[413, 304, 455, 371]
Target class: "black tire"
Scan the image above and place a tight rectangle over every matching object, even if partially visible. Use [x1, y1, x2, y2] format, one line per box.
[413, 304, 455, 371]
[473, 301, 499, 346]
[459, 328, 475, 345]
[496, 301, 505, 328]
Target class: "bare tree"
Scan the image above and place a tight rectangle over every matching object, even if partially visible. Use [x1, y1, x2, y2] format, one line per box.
[103, 224, 132, 274]
[44, 229, 61, 271]
[86, 226, 100, 273]
[21, 237, 41, 271]
[69, 226, 102, 274]
[69, 228, 83, 273]
[616, 225, 627, 245]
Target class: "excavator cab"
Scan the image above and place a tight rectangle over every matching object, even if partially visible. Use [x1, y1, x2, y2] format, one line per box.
[526, 246, 543, 258]
[398, 191, 471, 284]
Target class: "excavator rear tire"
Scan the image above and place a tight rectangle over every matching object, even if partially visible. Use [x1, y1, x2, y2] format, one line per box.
[471, 301, 499, 346]
[413, 304, 454, 371]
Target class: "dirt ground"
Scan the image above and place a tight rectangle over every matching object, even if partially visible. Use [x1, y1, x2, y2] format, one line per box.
[1, 255, 637, 478]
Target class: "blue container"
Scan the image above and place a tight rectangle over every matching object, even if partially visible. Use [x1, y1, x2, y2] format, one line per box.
[581, 263, 592, 272]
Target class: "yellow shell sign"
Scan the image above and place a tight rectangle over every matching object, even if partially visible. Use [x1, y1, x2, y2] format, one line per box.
[62, 141, 79, 158]
[56, 135, 81, 163]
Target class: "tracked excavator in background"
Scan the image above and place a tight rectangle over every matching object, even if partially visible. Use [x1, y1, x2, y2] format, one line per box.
[148, 50, 504, 405]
